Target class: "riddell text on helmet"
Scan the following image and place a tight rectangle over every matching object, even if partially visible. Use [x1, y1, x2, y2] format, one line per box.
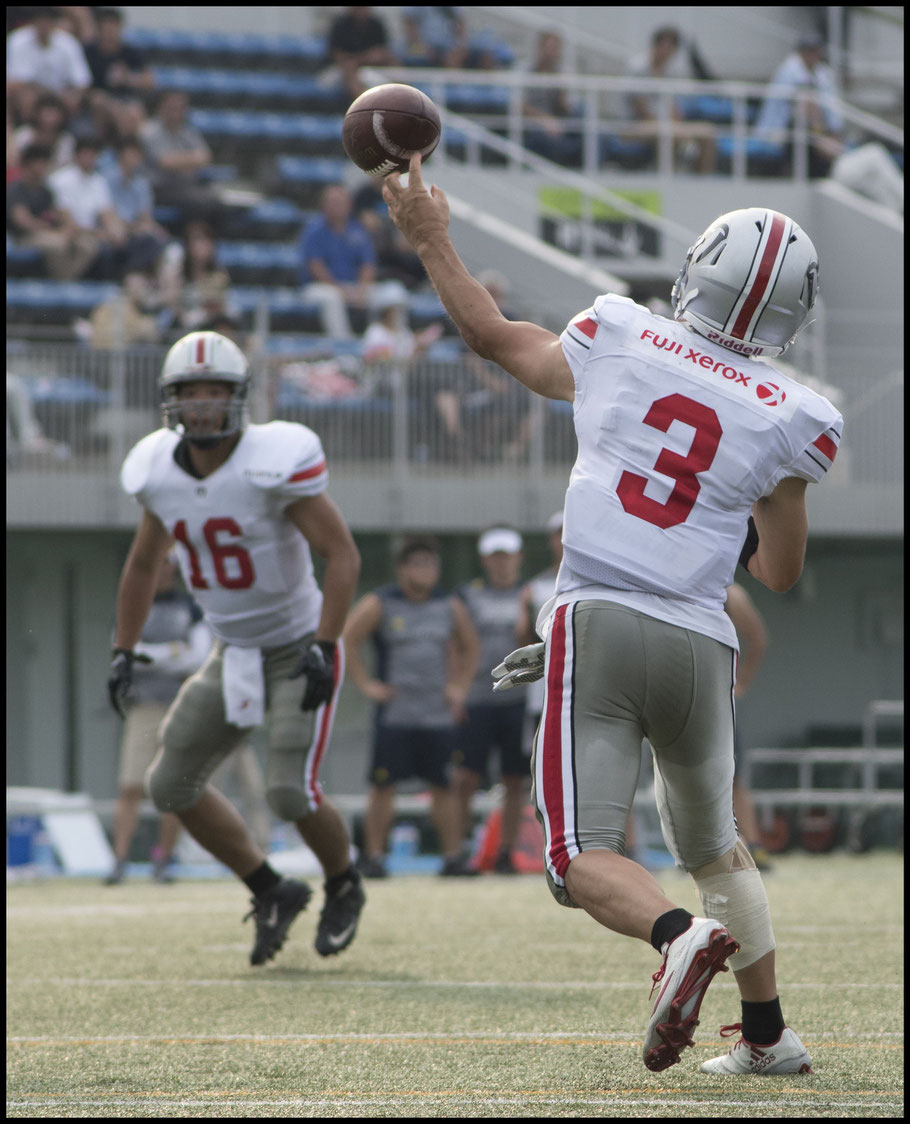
[703, 331, 766, 356]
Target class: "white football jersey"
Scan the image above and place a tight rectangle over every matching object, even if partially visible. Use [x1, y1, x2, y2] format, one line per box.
[121, 421, 329, 648]
[541, 294, 843, 649]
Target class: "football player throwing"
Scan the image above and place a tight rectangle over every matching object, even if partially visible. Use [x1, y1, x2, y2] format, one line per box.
[385, 155, 839, 1075]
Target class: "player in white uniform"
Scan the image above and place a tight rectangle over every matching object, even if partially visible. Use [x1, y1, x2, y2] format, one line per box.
[107, 331, 366, 967]
[384, 157, 842, 1076]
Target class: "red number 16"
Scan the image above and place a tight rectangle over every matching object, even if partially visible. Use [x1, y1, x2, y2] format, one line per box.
[616, 393, 723, 529]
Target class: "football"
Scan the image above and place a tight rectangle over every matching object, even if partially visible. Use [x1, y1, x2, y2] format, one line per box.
[342, 83, 441, 177]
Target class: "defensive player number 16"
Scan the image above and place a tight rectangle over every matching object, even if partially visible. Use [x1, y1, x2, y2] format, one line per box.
[616, 392, 723, 530]
[172, 517, 255, 590]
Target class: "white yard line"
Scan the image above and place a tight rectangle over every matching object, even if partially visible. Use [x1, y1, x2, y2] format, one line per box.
[6, 976, 903, 990]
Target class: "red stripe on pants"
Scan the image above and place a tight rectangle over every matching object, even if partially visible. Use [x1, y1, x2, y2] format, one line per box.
[542, 605, 572, 878]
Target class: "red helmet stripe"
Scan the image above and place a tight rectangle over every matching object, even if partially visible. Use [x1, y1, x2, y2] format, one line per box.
[195, 335, 206, 366]
[730, 213, 787, 340]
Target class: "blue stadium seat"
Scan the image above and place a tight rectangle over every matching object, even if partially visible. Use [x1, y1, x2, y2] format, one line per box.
[125, 27, 326, 65]
[276, 156, 348, 185]
[6, 242, 45, 277]
[716, 135, 787, 163]
[443, 84, 509, 114]
[7, 279, 120, 311]
[153, 66, 344, 106]
[266, 336, 364, 359]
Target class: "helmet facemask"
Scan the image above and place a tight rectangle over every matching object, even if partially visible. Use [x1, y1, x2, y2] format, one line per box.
[162, 379, 249, 448]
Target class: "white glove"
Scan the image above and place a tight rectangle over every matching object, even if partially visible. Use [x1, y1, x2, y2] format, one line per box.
[491, 641, 546, 692]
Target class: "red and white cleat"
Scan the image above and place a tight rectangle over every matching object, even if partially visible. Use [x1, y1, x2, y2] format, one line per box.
[643, 916, 740, 1072]
[700, 1024, 813, 1074]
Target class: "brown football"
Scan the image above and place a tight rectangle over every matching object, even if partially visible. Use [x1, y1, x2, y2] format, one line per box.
[342, 83, 441, 176]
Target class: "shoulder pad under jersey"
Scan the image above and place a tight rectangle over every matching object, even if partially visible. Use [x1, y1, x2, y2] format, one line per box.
[234, 420, 325, 490]
[120, 428, 179, 497]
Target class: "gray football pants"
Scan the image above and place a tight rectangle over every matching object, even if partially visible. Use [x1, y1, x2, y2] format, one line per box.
[531, 599, 739, 907]
[147, 638, 344, 821]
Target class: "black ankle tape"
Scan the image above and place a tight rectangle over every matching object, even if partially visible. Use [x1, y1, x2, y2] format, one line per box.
[650, 908, 694, 953]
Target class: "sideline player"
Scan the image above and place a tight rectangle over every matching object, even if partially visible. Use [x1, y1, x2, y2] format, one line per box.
[107, 330, 366, 966]
[453, 527, 529, 873]
[343, 535, 479, 877]
[384, 156, 841, 1075]
[724, 581, 774, 871]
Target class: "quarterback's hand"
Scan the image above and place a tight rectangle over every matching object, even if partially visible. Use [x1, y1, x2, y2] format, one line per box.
[289, 640, 336, 711]
[491, 642, 546, 692]
[382, 153, 449, 251]
[107, 648, 153, 718]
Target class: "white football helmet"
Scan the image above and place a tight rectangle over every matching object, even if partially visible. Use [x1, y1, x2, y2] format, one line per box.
[160, 330, 250, 446]
[671, 208, 819, 357]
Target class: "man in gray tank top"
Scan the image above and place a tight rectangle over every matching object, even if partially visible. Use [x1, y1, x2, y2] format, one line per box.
[454, 527, 529, 873]
[343, 536, 480, 878]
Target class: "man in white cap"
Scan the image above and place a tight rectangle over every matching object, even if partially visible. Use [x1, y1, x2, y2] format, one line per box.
[454, 526, 528, 872]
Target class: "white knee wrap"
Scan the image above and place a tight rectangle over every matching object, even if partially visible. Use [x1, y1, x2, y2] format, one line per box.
[693, 842, 775, 971]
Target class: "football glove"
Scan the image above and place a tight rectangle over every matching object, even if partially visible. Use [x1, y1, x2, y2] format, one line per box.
[107, 647, 153, 718]
[288, 639, 336, 711]
[491, 641, 546, 692]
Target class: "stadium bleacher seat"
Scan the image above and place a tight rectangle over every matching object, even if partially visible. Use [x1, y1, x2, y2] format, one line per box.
[6, 279, 121, 324]
[7, 242, 45, 278]
[716, 134, 788, 173]
[123, 27, 327, 70]
[275, 156, 349, 199]
[152, 67, 346, 111]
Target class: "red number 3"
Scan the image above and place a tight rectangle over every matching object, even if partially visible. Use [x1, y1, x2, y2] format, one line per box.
[172, 518, 255, 589]
[616, 393, 723, 529]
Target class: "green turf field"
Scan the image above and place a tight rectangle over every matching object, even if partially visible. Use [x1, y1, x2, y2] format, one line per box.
[6, 852, 903, 1118]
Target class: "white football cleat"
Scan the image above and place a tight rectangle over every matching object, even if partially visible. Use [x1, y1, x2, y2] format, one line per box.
[643, 917, 740, 1072]
[700, 1025, 813, 1074]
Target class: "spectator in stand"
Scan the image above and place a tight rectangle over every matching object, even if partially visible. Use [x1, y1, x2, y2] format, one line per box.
[84, 7, 156, 143]
[141, 89, 224, 228]
[7, 6, 92, 126]
[521, 30, 583, 168]
[48, 133, 139, 279]
[354, 176, 427, 291]
[11, 92, 76, 172]
[362, 290, 443, 365]
[623, 26, 716, 174]
[754, 33, 903, 209]
[7, 143, 100, 279]
[299, 182, 408, 340]
[103, 136, 172, 274]
[400, 7, 494, 70]
[159, 219, 236, 333]
[326, 7, 396, 102]
[87, 269, 161, 348]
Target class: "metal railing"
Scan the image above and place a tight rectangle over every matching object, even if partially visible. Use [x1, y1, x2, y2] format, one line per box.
[368, 66, 903, 189]
[6, 340, 578, 480]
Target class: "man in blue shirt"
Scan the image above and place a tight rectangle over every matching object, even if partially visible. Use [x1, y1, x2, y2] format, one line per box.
[299, 182, 408, 339]
[103, 136, 172, 273]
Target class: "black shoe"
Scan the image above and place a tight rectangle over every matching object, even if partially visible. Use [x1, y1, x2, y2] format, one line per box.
[356, 854, 388, 879]
[315, 870, 366, 957]
[244, 878, 312, 966]
[103, 859, 127, 885]
[439, 854, 480, 877]
[494, 851, 518, 874]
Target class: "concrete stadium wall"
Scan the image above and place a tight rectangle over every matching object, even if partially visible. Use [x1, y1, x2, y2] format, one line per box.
[6, 530, 903, 802]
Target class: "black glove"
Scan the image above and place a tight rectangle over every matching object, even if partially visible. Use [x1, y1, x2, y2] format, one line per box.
[288, 640, 337, 711]
[107, 647, 153, 718]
